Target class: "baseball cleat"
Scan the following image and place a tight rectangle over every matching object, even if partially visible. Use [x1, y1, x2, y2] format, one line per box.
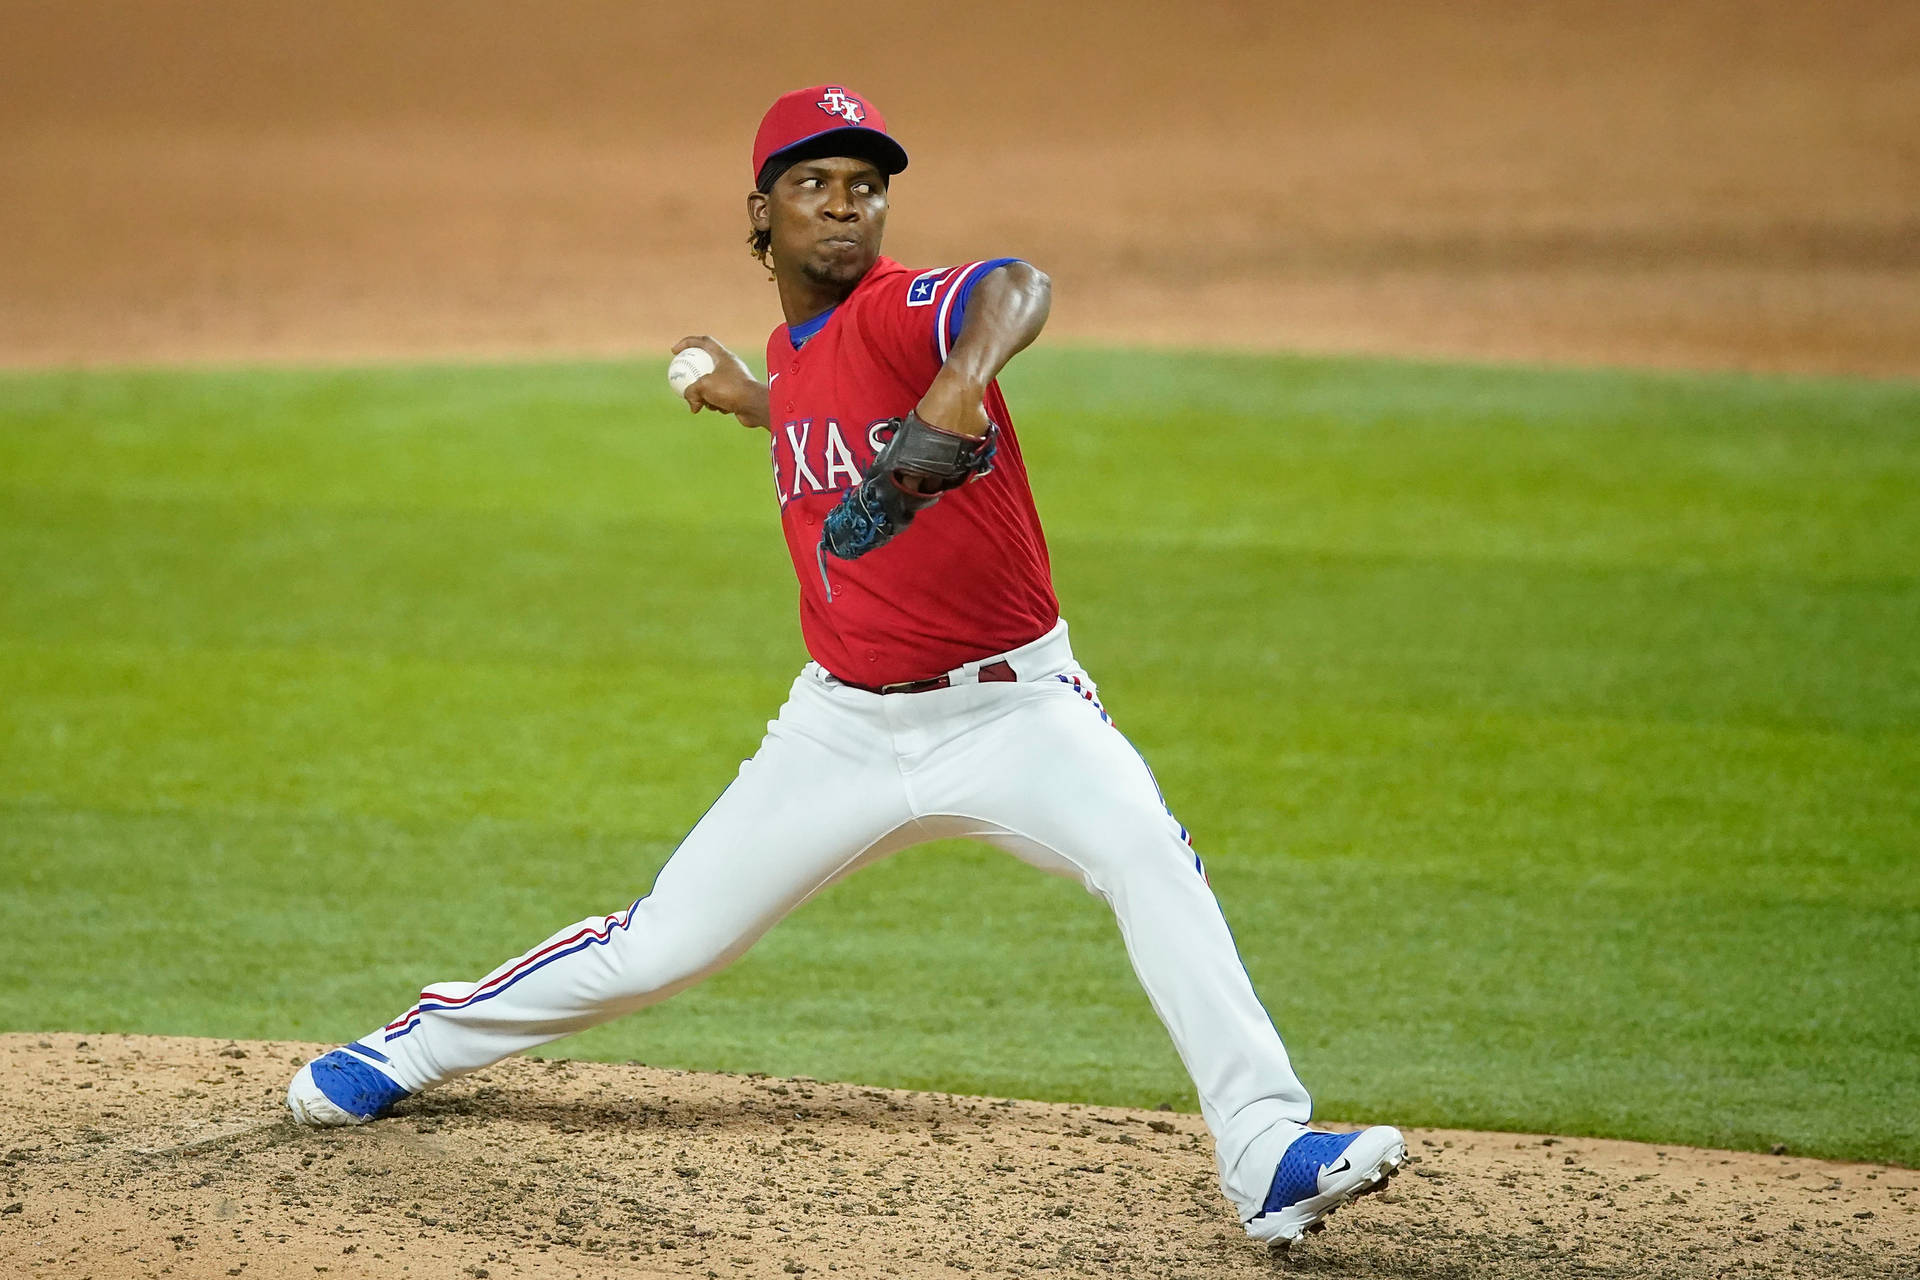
[1243, 1124, 1407, 1246]
[285, 1041, 411, 1127]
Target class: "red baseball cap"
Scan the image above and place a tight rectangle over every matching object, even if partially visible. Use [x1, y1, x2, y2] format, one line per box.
[752, 85, 909, 189]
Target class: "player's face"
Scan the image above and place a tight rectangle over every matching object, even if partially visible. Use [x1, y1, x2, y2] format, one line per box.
[757, 156, 888, 290]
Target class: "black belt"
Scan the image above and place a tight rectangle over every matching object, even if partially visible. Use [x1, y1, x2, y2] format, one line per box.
[844, 658, 1018, 695]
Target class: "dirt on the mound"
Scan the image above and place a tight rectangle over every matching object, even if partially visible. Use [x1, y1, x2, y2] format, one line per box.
[1, 1035, 1913, 1280]
[3, 1, 1917, 376]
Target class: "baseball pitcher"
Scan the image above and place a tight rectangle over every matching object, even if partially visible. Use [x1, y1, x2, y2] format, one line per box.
[286, 84, 1406, 1248]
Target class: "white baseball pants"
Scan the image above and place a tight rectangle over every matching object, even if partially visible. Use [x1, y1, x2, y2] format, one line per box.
[359, 620, 1311, 1216]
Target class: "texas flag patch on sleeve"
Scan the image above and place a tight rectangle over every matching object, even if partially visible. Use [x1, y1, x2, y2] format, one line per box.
[906, 268, 948, 307]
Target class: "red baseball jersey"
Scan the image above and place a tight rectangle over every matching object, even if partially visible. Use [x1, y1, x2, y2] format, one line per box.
[762, 255, 1059, 686]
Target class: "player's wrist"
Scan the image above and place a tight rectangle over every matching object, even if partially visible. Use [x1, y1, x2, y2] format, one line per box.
[915, 373, 988, 437]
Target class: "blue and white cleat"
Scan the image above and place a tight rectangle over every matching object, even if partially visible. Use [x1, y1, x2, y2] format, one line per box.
[285, 1041, 412, 1127]
[1243, 1124, 1408, 1246]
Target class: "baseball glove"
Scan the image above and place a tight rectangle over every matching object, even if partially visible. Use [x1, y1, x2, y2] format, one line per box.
[819, 411, 998, 562]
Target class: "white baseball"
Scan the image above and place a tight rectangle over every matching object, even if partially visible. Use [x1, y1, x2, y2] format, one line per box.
[667, 347, 717, 397]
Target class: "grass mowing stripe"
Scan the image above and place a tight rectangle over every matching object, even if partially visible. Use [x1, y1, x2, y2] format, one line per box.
[7, 353, 1918, 574]
[2, 351, 1916, 1164]
[0, 640, 780, 833]
[8, 493, 1915, 734]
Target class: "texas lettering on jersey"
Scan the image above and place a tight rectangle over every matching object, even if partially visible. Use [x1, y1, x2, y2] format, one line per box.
[770, 416, 894, 507]
[761, 256, 1058, 687]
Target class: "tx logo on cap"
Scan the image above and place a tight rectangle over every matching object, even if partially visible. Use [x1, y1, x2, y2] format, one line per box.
[816, 87, 866, 124]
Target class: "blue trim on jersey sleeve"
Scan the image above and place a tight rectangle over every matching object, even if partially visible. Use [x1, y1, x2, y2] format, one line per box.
[789, 305, 838, 348]
[943, 258, 1023, 352]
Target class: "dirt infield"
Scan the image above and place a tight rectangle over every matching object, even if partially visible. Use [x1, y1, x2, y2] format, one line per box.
[2, 1035, 1913, 1280]
[3, 1, 1917, 375]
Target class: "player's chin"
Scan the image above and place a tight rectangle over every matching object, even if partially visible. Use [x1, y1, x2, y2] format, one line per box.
[801, 247, 875, 287]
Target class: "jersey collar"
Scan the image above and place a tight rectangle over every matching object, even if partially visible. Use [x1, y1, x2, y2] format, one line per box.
[788, 306, 836, 348]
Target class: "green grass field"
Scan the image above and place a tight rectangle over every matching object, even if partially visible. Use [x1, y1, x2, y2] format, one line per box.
[3, 351, 1916, 1166]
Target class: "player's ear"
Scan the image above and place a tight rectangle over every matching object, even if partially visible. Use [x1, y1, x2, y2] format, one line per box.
[747, 190, 771, 232]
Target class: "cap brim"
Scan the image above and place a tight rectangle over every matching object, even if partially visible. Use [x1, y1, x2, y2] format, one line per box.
[758, 126, 909, 189]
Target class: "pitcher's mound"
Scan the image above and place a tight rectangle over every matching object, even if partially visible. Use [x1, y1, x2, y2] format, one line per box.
[0, 1034, 1910, 1278]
